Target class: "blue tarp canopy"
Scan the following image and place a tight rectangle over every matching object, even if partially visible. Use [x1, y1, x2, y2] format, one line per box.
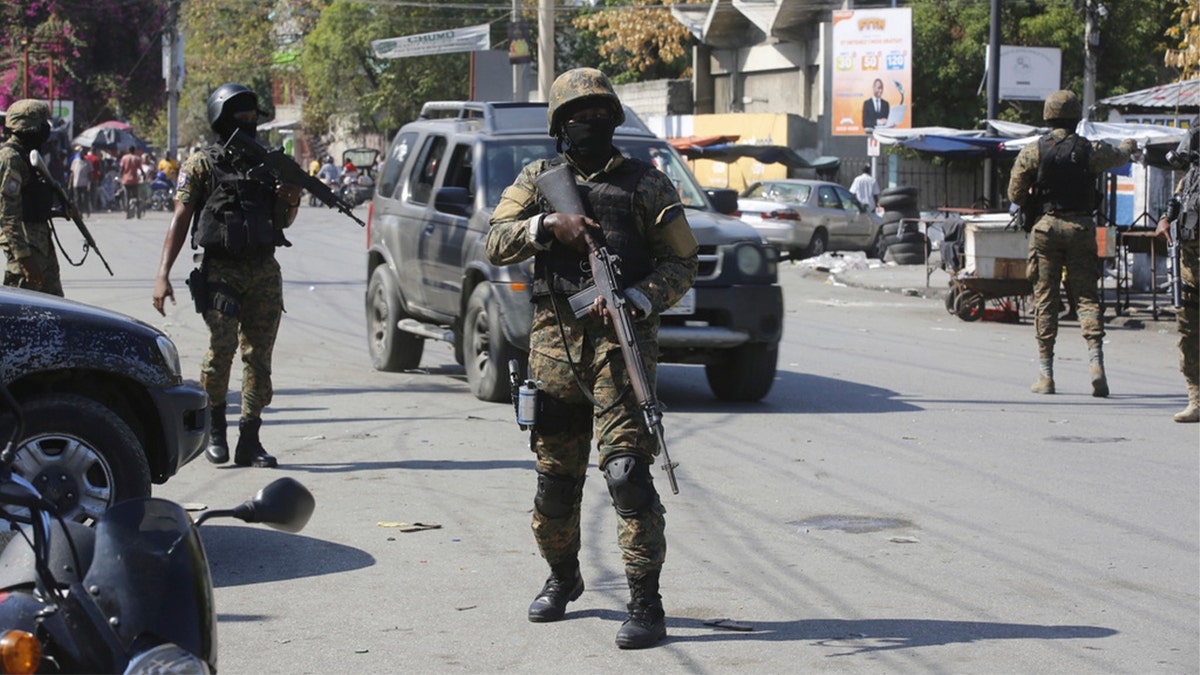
[675, 143, 841, 171]
[895, 134, 1015, 159]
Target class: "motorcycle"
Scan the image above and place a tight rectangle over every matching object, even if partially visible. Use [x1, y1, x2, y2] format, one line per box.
[0, 383, 315, 674]
[338, 170, 373, 208]
[149, 171, 175, 211]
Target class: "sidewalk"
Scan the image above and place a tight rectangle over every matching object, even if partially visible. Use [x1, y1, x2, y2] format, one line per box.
[785, 250, 1177, 328]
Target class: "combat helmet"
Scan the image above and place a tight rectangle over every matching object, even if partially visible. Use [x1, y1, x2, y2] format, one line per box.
[4, 99, 50, 133]
[546, 68, 624, 137]
[206, 83, 265, 133]
[1043, 90, 1083, 122]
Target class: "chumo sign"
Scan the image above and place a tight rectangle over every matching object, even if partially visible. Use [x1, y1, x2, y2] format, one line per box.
[371, 24, 490, 59]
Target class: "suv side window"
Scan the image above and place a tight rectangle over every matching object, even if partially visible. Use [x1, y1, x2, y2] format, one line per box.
[378, 131, 416, 199]
[444, 143, 473, 192]
[409, 135, 447, 205]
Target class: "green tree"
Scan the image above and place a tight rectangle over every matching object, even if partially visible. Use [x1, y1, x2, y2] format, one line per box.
[911, 0, 1176, 128]
[299, 0, 505, 137]
[1165, 0, 1200, 78]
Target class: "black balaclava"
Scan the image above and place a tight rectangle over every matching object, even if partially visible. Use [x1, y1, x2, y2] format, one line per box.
[15, 122, 51, 151]
[217, 94, 259, 141]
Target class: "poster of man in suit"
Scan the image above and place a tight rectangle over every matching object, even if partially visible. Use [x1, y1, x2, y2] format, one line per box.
[831, 8, 912, 136]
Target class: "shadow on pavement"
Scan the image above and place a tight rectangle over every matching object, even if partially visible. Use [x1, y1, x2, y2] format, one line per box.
[658, 365, 923, 415]
[202, 525, 373, 589]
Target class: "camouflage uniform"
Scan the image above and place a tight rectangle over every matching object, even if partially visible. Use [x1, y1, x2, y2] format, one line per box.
[0, 100, 63, 297]
[1009, 125, 1134, 393]
[487, 152, 698, 576]
[175, 149, 285, 419]
[1166, 165, 1200, 421]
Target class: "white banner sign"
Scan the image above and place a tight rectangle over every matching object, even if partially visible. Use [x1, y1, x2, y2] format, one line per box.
[994, 45, 1062, 102]
[371, 24, 490, 59]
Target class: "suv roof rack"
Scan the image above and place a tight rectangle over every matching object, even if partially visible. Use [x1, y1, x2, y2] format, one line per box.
[415, 100, 656, 138]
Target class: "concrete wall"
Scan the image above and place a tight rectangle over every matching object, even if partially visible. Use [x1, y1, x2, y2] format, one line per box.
[614, 79, 693, 120]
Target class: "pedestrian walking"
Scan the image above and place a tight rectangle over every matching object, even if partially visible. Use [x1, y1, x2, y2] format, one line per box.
[0, 99, 65, 296]
[1007, 89, 1136, 397]
[69, 146, 91, 216]
[151, 83, 302, 468]
[849, 164, 879, 211]
[485, 68, 699, 650]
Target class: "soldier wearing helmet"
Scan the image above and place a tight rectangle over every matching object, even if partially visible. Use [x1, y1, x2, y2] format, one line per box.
[0, 99, 65, 296]
[1154, 118, 1200, 423]
[1008, 89, 1136, 398]
[485, 68, 698, 650]
[152, 83, 302, 469]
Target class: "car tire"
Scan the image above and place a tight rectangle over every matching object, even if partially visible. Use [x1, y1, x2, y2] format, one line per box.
[465, 282, 523, 403]
[705, 342, 778, 402]
[880, 221, 901, 238]
[367, 266, 424, 371]
[877, 193, 917, 210]
[803, 229, 829, 258]
[880, 186, 918, 197]
[7, 394, 151, 524]
[945, 284, 960, 315]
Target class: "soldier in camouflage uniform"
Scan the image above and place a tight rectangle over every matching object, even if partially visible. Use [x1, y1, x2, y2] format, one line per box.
[152, 83, 301, 468]
[1008, 90, 1135, 397]
[486, 68, 698, 650]
[0, 100, 64, 297]
[1155, 122, 1200, 423]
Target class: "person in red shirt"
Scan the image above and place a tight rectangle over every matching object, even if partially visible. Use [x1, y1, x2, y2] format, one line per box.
[119, 147, 142, 217]
[84, 148, 101, 212]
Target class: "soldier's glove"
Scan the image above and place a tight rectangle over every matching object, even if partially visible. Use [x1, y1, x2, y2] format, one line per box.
[541, 212, 597, 255]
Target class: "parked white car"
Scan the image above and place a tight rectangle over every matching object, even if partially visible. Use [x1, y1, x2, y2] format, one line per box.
[736, 179, 886, 259]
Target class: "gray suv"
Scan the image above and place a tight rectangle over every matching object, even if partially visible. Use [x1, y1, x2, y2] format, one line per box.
[366, 101, 783, 402]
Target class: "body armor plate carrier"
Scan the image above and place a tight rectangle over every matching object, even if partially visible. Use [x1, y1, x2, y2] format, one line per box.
[191, 147, 281, 256]
[1036, 134, 1096, 215]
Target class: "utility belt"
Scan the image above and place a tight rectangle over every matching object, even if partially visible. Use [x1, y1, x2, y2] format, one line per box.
[185, 254, 243, 317]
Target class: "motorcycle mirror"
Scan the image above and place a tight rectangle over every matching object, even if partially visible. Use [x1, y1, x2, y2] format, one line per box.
[231, 477, 315, 533]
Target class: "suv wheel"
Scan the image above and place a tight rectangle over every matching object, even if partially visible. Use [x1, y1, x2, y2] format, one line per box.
[464, 283, 521, 402]
[367, 266, 424, 371]
[705, 342, 778, 402]
[9, 394, 151, 524]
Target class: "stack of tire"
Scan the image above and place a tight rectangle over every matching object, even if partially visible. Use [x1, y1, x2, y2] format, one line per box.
[876, 186, 927, 265]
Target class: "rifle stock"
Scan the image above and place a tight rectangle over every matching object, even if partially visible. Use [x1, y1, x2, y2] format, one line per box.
[534, 164, 680, 494]
[223, 129, 365, 227]
[29, 150, 113, 276]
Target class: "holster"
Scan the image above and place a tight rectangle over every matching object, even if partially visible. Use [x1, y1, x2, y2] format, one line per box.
[186, 265, 207, 314]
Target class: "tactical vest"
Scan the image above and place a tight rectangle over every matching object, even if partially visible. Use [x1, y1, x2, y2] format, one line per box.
[1179, 163, 1200, 241]
[531, 159, 655, 298]
[191, 147, 280, 256]
[1036, 133, 1096, 214]
[4, 141, 55, 222]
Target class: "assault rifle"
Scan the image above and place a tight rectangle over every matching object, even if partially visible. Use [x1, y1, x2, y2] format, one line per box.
[1165, 196, 1184, 308]
[534, 163, 680, 494]
[29, 150, 113, 276]
[223, 129, 365, 227]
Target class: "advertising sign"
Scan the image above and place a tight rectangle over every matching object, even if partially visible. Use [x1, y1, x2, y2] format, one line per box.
[371, 24, 490, 59]
[831, 8, 912, 136]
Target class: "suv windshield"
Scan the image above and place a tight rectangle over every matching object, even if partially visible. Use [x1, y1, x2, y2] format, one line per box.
[480, 139, 708, 210]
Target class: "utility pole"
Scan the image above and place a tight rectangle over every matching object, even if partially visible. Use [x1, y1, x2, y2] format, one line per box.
[164, 0, 182, 159]
[537, 0, 554, 102]
[985, 0, 1001, 205]
[511, 0, 528, 102]
[1082, 0, 1100, 118]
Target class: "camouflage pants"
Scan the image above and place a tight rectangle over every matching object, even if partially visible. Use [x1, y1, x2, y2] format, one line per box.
[200, 254, 283, 420]
[528, 296, 666, 576]
[2, 242, 63, 297]
[1178, 241, 1199, 389]
[1028, 216, 1104, 358]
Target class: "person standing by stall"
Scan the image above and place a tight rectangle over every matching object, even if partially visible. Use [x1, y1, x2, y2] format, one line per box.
[1156, 122, 1200, 423]
[1008, 90, 1135, 398]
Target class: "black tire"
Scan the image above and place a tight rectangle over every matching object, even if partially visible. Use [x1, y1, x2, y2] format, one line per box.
[880, 221, 901, 238]
[880, 211, 906, 224]
[877, 193, 917, 210]
[465, 282, 523, 403]
[7, 394, 151, 524]
[945, 284, 960, 315]
[705, 342, 778, 402]
[367, 266, 424, 371]
[888, 240, 926, 265]
[955, 290, 984, 321]
[871, 228, 890, 260]
[880, 186, 918, 197]
[803, 229, 829, 258]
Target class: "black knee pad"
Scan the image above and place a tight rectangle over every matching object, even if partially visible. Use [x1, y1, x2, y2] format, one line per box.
[534, 470, 584, 519]
[603, 454, 657, 518]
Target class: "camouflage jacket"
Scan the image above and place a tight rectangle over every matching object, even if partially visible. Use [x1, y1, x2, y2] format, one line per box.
[1008, 128, 1136, 213]
[0, 140, 52, 259]
[486, 153, 698, 317]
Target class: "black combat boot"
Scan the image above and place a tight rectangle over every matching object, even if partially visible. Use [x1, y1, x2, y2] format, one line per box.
[527, 556, 584, 623]
[615, 570, 666, 649]
[205, 404, 230, 464]
[233, 417, 278, 468]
